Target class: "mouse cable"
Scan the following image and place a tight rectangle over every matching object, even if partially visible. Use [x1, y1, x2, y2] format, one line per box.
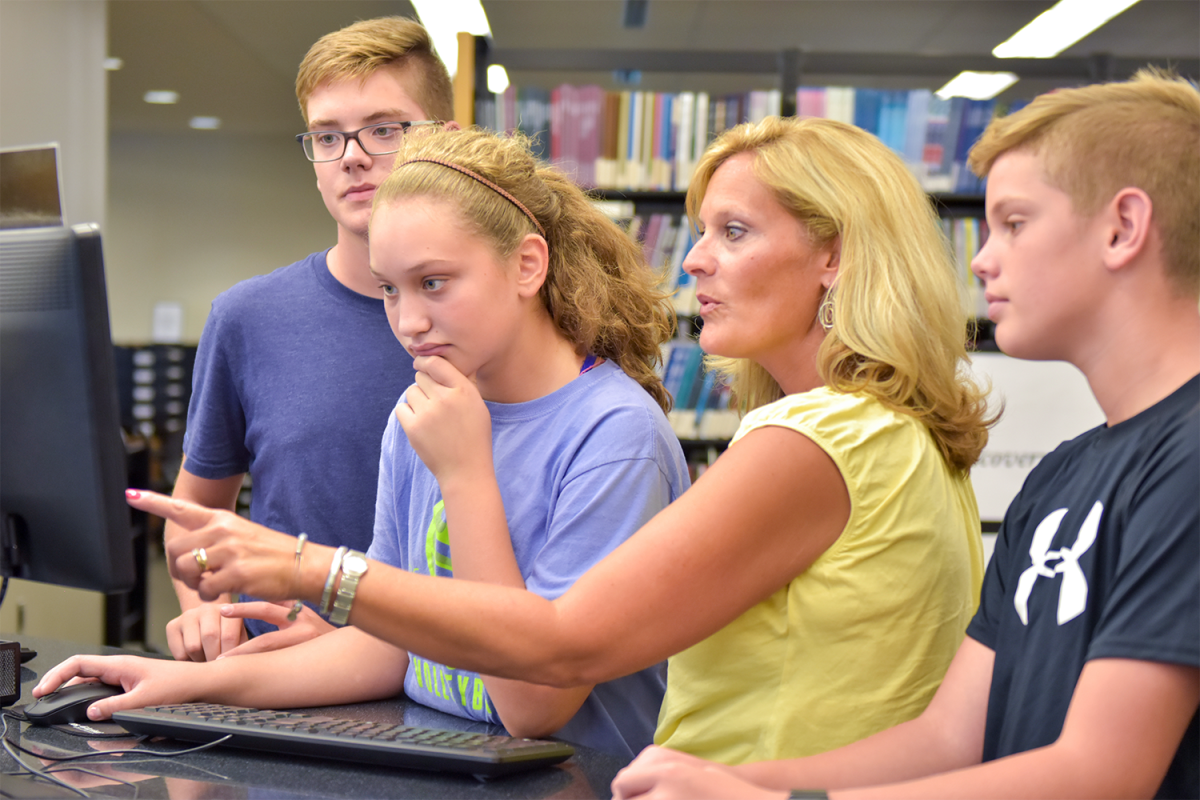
[1, 713, 233, 762]
[1, 713, 89, 798]
[1, 713, 232, 798]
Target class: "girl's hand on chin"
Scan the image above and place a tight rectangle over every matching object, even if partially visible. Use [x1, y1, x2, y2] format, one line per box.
[396, 356, 495, 485]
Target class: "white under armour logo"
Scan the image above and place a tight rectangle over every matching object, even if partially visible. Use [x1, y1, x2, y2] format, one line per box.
[1013, 501, 1102, 626]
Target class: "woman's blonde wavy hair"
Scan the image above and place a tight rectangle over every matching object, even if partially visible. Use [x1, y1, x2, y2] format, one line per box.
[373, 127, 676, 412]
[690, 116, 994, 472]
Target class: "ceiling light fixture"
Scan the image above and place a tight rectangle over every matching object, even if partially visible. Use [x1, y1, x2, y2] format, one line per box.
[143, 90, 179, 104]
[936, 72, 1020, 101]
[189, 117, 221, 130]
[410, 0, 492, 78]
[993, 0, 1142, 58]
[487, 65, 510, 94]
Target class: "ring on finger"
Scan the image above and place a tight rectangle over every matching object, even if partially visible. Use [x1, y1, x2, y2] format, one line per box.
[192, 547, 209, 572]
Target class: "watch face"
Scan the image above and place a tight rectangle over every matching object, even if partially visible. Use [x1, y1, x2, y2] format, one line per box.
[343, 554, 368, 576]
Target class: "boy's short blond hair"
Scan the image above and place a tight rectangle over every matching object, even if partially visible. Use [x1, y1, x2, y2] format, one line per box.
[969, 69, 1200, 298]
[295, 16, 453, 126]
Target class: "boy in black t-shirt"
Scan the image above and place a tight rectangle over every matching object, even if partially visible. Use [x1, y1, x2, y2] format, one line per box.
[611, 69, 1199, 800]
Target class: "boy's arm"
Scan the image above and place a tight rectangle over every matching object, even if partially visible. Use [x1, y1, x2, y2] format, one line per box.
[733, 636, 995, 791]
[608, 636, 995, 800]
[163, 464, 247, 661]
[615, 642, 1197, 800]
[842, 656, 1198, 800]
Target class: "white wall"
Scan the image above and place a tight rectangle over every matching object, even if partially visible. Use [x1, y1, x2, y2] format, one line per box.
[968, 353, 1107, 524]
[0, 0, 107, 230]
[0, 1, 335, 345]
[105, 131, 333, 343]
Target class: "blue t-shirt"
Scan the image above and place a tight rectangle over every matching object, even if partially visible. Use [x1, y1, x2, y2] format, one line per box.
[367, 360, 690, 758]
[968, 375, 1199, 799]
[184, 250, 415, 635]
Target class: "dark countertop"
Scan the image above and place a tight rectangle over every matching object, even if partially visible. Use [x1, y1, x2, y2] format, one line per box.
[1, 634, 627, 799]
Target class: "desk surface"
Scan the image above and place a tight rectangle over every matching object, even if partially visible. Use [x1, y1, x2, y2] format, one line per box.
[1, 635, 627, 799]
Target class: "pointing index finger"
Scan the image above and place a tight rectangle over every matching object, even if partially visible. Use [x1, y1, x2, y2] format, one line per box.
[126, 489, 217, 531]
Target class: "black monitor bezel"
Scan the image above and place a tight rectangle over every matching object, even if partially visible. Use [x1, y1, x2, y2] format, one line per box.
[0, 223, 136, 593]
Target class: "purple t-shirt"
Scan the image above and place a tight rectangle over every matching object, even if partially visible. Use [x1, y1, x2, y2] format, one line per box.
[369, 360, 690, 758]
[184, 250, 415, 635]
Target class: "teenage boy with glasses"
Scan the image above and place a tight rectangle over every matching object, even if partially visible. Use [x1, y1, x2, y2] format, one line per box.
[165, 17, 458, 663]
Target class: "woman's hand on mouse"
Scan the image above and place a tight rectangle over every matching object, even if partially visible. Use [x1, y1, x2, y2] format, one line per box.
[396, 355, 494, 486]
[33, 655, 207, 721]
[125, 489, 332, 606]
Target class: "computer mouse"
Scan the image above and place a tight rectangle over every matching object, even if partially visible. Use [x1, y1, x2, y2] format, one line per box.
[24, 682, 125, 726]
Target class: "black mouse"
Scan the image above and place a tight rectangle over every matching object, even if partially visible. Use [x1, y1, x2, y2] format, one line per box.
[24, 682, 125, 726]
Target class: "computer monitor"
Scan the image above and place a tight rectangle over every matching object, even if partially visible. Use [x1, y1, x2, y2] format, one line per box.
[0, 223, 136, 593]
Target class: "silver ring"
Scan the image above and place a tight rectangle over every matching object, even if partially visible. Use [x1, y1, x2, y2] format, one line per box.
[192, 547, 209, 572]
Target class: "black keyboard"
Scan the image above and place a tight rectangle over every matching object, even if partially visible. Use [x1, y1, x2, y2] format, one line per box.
[112, 703, 574, 778]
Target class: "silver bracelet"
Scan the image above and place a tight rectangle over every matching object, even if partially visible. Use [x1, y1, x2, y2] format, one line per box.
[320, 546, 348, 617]
[328, 550, 368, 627]
[286, 533, 309, 622]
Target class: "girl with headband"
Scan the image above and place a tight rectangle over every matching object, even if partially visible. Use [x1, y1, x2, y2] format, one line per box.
[39, 127, 690, 758]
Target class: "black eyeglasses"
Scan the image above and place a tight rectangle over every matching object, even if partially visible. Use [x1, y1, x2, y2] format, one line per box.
[295, 120, 441, 162]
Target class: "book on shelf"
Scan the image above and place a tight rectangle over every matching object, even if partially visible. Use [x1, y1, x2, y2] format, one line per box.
[942, 216, 991, 319]
[616, 210, 698, 313]
[477, 82, 1006, 195]
[659, 338, 738, 441]
[477, 85, 780, 192]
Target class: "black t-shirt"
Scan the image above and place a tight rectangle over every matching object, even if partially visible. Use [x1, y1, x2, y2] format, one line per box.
[968, 375, 1199, 799]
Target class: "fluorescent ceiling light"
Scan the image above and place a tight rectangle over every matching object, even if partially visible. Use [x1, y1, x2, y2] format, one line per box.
[104, 57, 123, 71]
[143, 90, 179, 104]
[993, 0, 1141, 58]
[487, 65, 510, 94]
[937, 72, 1020, 101]
[189, 116, 221, 130]
[411, 0, 491, 77]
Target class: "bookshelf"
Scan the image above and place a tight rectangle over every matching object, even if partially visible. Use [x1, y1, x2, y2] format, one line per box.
[472, 41, 1167, 121]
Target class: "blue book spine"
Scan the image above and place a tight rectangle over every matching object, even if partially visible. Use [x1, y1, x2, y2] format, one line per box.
[662, 340, 699, 404]
[692, 369, 718, 423]
[904, 89, 932, 165]
[953, 99, 996, 194]
[940, 97, 967, 177]
[674, 345, 705, 410]
[853, 89, 883, 136]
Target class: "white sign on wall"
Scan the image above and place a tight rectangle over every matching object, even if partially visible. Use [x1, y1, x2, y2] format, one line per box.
[967, 353, 1106, 523]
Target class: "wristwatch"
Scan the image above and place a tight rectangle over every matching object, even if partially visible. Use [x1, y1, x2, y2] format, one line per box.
[329, 550, 368, 627]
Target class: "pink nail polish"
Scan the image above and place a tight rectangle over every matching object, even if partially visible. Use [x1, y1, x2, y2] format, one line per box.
[126, 489, 141, 499]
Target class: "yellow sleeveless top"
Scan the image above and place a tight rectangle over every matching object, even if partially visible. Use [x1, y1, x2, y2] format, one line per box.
[654, 388, 983, 763]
